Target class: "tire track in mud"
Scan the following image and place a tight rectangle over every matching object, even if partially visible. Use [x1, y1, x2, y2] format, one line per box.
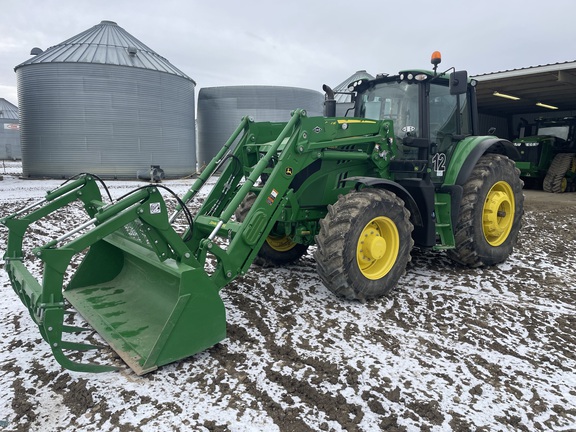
[216, 233, 576, 431]
[219, 271, 384, 431]
[214, 259, 428, 431]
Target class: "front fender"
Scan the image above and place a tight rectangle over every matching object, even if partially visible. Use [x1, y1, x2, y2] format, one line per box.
[344, 176, 424, 227]
[444, 136, 520, 186]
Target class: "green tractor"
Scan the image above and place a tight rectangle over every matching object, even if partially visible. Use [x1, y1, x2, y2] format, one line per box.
[1, 52, 524, 374]
[513, 116, 576, 192]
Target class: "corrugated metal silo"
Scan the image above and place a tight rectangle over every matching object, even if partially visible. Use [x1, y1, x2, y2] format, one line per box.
[15, 20, 196, 179]
[197, 86, 324, 166]
[0, 98, 21, 160]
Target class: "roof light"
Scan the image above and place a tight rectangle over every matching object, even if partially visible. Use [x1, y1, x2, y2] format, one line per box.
[493, 91, 520, 101]
[414, 74, 428, 81]
[431, 51, 441, 66]
[536, 102, 558, 110]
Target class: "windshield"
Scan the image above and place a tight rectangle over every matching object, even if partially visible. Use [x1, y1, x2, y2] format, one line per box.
[537, 125, 569, 141]
[357, 81, 420, 138]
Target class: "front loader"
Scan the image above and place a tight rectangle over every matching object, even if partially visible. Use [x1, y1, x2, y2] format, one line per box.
[1, 53, 524, 374]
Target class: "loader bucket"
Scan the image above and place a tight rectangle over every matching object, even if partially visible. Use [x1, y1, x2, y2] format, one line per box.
[64, 235, 226, 375]
[2, 176, 227, 375]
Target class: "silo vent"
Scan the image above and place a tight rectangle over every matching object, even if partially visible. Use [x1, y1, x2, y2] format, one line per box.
[127, 46, 138, 56]
[30, 47, 44, 56]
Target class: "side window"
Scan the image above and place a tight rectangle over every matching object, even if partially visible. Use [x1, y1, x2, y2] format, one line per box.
[430, 86, 458, 135]
[429, 84, 470, 151]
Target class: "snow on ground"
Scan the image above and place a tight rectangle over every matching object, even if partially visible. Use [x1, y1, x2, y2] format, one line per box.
[0, 161, 575, 432]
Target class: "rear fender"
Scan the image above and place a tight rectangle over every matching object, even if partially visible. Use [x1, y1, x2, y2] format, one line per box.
[444, 136, 520, 187]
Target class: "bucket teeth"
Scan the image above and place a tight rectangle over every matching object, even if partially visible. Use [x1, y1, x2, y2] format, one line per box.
[62, 325, 92, 334]
[60, 341, 103, 352]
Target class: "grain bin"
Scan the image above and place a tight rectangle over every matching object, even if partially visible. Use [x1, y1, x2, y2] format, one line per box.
[197, 86, 323, 167]
[0, 98, 20, 160]
[15, 21, 196, 179]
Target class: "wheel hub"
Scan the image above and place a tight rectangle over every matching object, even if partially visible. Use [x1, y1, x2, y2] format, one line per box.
[357, 217, 399, 280]
[266, 235, 297, 252]
[482, 181, 515, 246]
[365, 235, 387, 260]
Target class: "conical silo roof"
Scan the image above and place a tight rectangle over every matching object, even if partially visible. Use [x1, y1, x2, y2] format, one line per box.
[333, 70, 375, 102]
[333, 70, 375, 92]
[15, 20, 195, 84]
[0, 98, 18, 119]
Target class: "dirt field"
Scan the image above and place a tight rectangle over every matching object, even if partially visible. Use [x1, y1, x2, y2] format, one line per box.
[0, 162, 575, 431]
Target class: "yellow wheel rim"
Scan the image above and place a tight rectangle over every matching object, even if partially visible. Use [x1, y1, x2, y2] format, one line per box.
[482, 181, 515, 246]
[356, 216, 399, 280]
[265, 235, 297, 252]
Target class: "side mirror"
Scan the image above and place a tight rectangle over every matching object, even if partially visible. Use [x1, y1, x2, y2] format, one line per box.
[449, 70, 468, 95]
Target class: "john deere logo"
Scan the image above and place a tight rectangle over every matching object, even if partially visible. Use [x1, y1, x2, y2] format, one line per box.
[285, 167, 293, 176]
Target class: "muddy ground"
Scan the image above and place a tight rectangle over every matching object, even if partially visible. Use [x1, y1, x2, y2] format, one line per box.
[0, 163, 575, 431]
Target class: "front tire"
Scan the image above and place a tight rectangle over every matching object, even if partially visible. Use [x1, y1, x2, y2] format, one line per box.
[235, 193, 308, 266]
[447, 153, 524, 267]
[315, 188, 414, 301]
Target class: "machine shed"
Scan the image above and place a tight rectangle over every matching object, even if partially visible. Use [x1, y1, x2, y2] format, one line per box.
[473, 61, 576, 139]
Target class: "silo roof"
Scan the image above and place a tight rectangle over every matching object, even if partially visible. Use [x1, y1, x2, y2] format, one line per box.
[333, 70, 375, 102]
[333, 70, 375, 92]
[0, 98, 19, 119]
[14, 20, 195, 84]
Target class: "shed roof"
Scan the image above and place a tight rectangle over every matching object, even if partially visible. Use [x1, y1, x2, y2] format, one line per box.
[14, 20, 195, 84]
[0, 98, 18, 119]
[473, 61, 576, 116]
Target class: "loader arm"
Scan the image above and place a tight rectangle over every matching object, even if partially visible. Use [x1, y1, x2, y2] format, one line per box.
[183, 110, 392, 289]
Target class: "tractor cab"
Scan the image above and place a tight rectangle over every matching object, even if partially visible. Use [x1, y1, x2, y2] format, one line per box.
[348, 52, 479, 185]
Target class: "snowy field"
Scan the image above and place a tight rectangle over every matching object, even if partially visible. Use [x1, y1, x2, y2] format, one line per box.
[0, 160, 575, 432]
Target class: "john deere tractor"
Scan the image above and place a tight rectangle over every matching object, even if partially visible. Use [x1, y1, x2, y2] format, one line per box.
[513, 116, 576, 192]
[1, 52, 524, 374]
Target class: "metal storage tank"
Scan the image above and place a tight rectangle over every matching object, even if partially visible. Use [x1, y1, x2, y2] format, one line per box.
[15, 20, 196, 179]
[197, 86, 324, 166]
[0, 98, 21, 160]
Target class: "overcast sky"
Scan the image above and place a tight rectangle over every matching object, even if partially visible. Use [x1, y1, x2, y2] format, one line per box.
[2, 0, 576, 106]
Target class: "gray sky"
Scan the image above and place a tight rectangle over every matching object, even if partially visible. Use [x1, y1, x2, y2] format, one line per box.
[2, 0, 576, 106]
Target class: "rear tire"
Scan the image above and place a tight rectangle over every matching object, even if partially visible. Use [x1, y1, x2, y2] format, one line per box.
[543, 153, 576, 193]
[235, 193, 308, 266]
[315, 188, 413, 301]
[447, 153, 524, 267]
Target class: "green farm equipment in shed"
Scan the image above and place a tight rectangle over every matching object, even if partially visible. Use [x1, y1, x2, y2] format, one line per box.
[1, 53, 524, 374]
[513, 116, 576, 192]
